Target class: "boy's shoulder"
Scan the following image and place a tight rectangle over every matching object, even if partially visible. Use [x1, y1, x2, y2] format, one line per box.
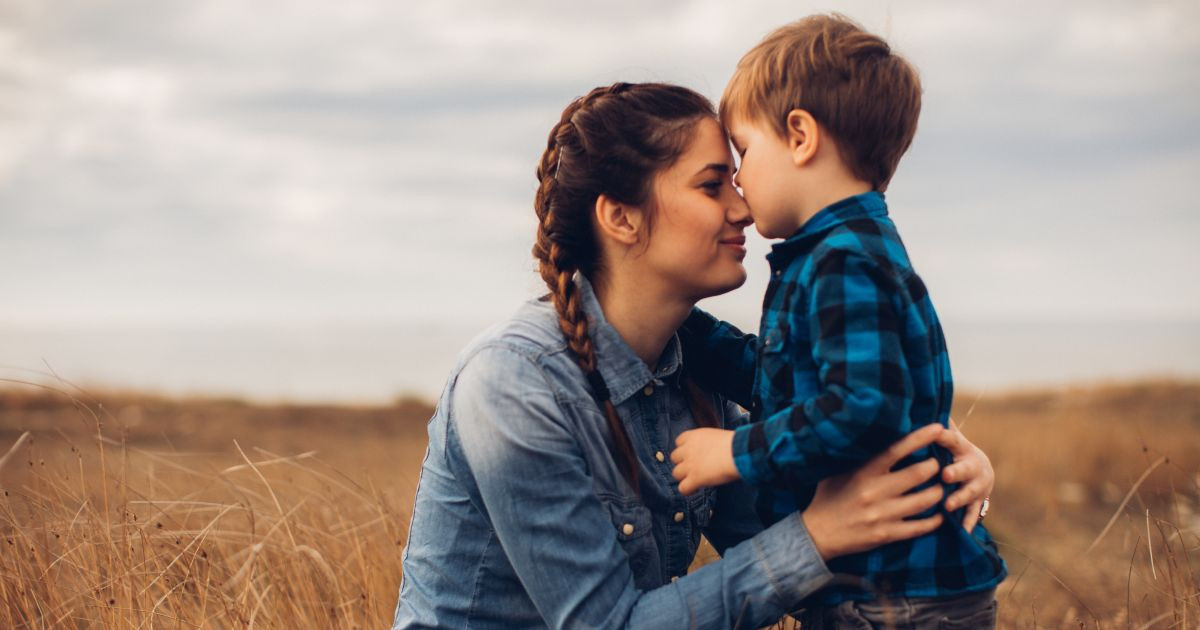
[813, 214, 904, 259]
[802, 215, 912, 280]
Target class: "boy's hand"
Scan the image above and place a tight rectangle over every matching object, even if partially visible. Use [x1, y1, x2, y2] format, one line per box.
[670, 428, 739, 495]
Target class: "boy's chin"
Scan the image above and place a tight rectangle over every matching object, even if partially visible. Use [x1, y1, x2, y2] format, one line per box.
[753, 223, 789, 240]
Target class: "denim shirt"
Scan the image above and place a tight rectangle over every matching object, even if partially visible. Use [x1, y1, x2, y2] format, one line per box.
[393, 275, 833, 629]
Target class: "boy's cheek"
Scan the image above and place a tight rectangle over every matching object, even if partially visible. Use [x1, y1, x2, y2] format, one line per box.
[752, 216, 789, 240]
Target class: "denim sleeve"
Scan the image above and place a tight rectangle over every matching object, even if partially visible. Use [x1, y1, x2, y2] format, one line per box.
[732, 250, 915, 486]
[451, 345, 832, 629]
[679, 307, 758, 409]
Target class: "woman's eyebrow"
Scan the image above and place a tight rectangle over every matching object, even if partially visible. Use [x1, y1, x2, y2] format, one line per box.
[693, 163, 730, 177]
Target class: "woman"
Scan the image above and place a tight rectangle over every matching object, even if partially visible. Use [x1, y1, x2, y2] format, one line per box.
[392, 83, 993, 629]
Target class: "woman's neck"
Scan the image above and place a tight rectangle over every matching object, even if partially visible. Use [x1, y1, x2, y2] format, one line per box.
[591, 272, 694, 369]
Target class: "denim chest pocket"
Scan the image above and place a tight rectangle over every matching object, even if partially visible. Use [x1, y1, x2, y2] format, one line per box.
[598, 494, 657, 587]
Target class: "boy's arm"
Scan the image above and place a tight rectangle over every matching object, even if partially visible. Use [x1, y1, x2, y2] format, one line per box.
[700, 400, 766, 554]
[678, 308, 758, 409]
[732, 250, 916, 487]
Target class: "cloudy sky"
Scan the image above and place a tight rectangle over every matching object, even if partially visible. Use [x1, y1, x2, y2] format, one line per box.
[1, 0, 1197, 399]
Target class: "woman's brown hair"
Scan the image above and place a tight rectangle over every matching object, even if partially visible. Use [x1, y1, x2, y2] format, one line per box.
[532, 82, 719, 491]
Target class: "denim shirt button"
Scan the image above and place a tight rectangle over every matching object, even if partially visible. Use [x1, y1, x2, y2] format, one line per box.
[655, 451, 665, 463]
[642, 385, 654, 396]
[673, 511, 684, 523]
[621, 523, 634, 536]
[671, 576, 679, 583]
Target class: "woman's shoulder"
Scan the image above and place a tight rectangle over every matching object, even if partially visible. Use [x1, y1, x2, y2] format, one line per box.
[455, 296, 568, 366]
[444, 297, 591, 405]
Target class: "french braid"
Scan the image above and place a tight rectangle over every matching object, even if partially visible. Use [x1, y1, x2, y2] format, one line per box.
[531, 83, 717, 491]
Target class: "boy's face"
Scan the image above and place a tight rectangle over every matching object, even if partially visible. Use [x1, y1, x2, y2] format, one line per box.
[726, 115, 802, 239]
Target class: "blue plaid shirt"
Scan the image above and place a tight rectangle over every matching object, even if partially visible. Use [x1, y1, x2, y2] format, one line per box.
[681, 191, 1006, 604]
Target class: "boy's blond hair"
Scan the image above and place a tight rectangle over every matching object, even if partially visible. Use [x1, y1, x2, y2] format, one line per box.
[721, 14, 921, 191]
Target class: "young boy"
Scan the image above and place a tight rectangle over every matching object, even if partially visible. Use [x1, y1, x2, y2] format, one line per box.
[669, 14, 1006, 627]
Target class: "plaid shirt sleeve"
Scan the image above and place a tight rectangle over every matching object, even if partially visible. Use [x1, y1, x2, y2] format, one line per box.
[678, 307, 757, 409]
[733, 249, 916, 486]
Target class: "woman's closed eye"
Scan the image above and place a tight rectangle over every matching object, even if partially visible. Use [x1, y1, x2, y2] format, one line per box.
[700, 179, 724, 196]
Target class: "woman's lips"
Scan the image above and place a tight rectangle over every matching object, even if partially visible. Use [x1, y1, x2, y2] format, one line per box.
[719, 235, 747, 256]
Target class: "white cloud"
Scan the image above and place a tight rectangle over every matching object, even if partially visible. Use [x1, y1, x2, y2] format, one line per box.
[0, 0, 1196, 332]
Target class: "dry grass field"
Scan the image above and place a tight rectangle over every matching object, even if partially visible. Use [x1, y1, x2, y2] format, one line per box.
[0, 380, 1197, 628]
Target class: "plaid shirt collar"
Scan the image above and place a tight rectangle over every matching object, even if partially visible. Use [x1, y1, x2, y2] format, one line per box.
[576, 273, 683, 404]
[767, 191, 889, 268]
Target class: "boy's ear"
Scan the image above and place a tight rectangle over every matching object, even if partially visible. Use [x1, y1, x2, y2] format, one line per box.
[785, 109, 819, 167]
[593, 194, 643, 246]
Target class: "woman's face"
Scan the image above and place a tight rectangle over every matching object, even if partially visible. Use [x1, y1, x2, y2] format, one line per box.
[639, 116, 753, 302]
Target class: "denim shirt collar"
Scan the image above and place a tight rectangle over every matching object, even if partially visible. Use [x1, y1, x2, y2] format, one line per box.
[576, 274, 683, 404]
[767, 190, 888, 266]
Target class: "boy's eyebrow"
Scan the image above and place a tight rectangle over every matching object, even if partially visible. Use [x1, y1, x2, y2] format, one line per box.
[694, 163, 730, 176]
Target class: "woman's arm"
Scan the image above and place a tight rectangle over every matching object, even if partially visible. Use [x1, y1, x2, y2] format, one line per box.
[448, 345, 830, 629]
[802, 423, 948, 559]
[704, 420, 995, 557]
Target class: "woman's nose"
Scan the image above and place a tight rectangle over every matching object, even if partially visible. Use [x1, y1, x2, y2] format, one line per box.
[728, 189, 752, 226]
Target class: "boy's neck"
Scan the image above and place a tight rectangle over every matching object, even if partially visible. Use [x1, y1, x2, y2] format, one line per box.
[796, 178, 874, 229]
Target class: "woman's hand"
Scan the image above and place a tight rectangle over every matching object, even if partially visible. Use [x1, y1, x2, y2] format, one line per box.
[937, 418, 994, 533]
[801, 424, 947, 561]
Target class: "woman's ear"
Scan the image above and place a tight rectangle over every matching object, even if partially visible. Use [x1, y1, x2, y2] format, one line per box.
[785, 109, 820, 167]
[593, 194, 643, 246]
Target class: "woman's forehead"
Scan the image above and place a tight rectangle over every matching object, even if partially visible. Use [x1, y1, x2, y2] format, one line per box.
[678, 118, 733, 168]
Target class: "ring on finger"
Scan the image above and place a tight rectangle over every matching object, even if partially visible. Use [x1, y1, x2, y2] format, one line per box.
[979, 497, 990, 520]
